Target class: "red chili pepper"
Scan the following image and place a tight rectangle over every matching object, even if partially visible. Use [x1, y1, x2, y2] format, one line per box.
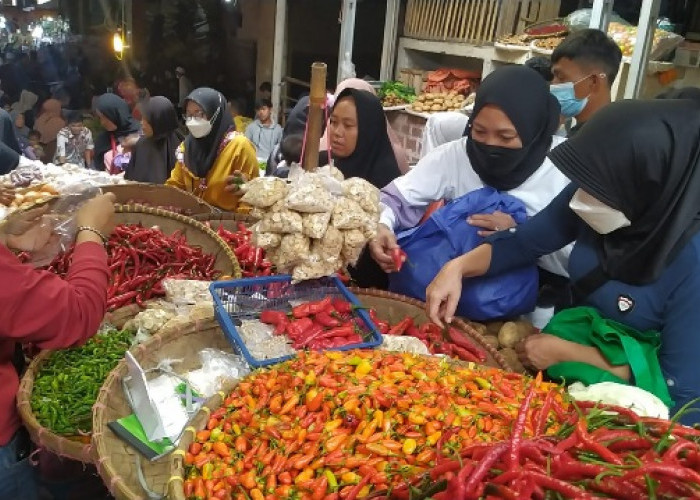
[286, 317, 314, 339]
[507, 377, 537, 471]
[575, 419, 623, 465]
[463, 443, 508, 494]
[535, 390, 553, 436]
[450, 345, 480, 363]
[346, 472, 373, 500]
[332, 299, 352, 315]
[529, 472, 596, 498]
[292, 302, 313, 319]
[446, 327, 487, 362]
[391, 247, 407, 272]
[314, 311, 340, 328]
[260, 310, 287, 325]
[623, 462, 700, 484]
[307, 297, 332, 315]
[388, 317, 413, 335]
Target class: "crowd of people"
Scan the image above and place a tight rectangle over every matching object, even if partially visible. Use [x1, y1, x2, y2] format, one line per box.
[2, 24, 700, 498]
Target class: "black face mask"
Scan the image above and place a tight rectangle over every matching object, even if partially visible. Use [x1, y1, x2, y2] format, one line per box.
[467, 139, 533, 191]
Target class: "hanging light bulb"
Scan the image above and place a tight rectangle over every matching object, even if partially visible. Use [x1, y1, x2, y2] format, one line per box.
[113, 31, 124, 54]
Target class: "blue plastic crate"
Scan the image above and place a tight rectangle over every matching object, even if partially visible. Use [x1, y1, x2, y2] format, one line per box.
[210, 275, 383, 368]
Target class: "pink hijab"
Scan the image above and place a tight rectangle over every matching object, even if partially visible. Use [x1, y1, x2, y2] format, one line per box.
[34, 99, 66, 144]
[322, 78, 409, 173]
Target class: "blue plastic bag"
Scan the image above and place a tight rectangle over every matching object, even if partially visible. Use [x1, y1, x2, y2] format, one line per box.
[388, 187, 538, 321]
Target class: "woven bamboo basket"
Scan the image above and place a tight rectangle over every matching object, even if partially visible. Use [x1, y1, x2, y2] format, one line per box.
[102, 183, 217, 216]
[114, 206, 241, 280]
[350, 288, 510, 371]
[17, 350, 97, 463]
[92, 318, 226, 500]
[192, 211, 257, 225]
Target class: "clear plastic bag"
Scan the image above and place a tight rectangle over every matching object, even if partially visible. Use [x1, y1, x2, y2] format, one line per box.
[186, 349, 250, 398]
[607, 22, 683, 60]
[240, 177, 289, 208]
[302, 211, 331, 239]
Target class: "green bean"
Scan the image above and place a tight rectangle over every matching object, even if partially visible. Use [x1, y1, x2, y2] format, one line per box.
[30, 328, 135, 436]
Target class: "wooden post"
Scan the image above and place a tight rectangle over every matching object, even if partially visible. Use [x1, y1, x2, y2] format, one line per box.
[303, 62, 327, 172]
[380, 0, 400, 81]
[272, 0, 287, 124]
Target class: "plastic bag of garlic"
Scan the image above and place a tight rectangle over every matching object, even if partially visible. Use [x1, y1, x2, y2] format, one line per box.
[240, 164, 380, 282]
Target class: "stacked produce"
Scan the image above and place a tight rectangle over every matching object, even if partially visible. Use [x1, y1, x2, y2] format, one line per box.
[533, 37, 564, 52]
[30, 328, 134, 436]
[213, 223, 274, 277]
[45, 224, 221, 311]
[378, 81, 416, 107]
[422, 69, 480, 95]
[260, 297, 374, 351]
[399, 396, 700, 499]
[241, 171, 379, 282]
[411, 91, 467, 113]
[608, 22, 683, 59]
[182, 349, 568, 500]
[369, 311, 488, 364]
[474, 320, 536, 373]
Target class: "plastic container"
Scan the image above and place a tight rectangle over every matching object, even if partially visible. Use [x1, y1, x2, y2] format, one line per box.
[210, 275, 383, 368]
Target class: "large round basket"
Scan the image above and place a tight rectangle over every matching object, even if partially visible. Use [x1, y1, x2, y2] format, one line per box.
[92, 318, 228, 500]
[17, 350, 96, 463]
[115, 206, 241, 279]
[350, 287, 511, 371]
[102, 184, 217, 216]
[192, 211, 257, 225]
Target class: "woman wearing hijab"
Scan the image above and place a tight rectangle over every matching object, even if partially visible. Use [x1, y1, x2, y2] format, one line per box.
[0, 109, 22, 174]
[125, 96, 181, 183]
[325, 88, 402, 289]
[33, 98, 66, 145]
[322, 78, 409, 174]
[371, 66, 570, 284]
[92, 93, 141, 172]
[655, 86, 700, 103]
[166, 88, 258, 212]
[420, 111, 469, 158]
[426, 99, 700, 424]
[10, 90, 38, 129]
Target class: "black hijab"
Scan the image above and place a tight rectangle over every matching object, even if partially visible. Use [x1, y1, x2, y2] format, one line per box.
[549, 99, 700, 285]
[331, 88, 400, 189]
[93, 93, 141, 170]
[183, 88, 233, 178]
[0, 109, 20, 174]
[125, 96, 181, 184]
[655, 86, 700, 104]
[466, 65, 560, 191]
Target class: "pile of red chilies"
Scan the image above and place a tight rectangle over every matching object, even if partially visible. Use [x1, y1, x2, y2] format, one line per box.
[260, 297, 367, 350]
[372, 313, 488, 364]
[212, 223, 273, 278]
[392, 376, 700, 500]
[46, 224, 220, 311]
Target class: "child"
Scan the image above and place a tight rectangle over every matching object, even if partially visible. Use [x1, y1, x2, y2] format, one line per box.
[54, 111, 94, 167]
[27, 130, 44, 161]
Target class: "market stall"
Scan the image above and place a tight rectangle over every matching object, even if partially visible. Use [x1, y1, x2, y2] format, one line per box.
[4, 63, 700, 500]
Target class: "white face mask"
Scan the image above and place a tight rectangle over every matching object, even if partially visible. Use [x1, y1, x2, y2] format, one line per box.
[569, 188, 631, 234]
[186, 117, 212, 138]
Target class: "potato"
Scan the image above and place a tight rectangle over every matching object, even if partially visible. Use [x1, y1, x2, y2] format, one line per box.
[500, 347, 526, 374]
[486, 321, 504, 336]
[431, 105, 442, 111]
[514, 320, 536, 339]
[471, 322, 488, 337]
[482, 335, 499, 349]
[498, 321, 527, 348]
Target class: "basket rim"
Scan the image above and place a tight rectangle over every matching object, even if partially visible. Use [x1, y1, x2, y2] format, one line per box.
[92, 318, 221, 500]
[350, 287, 512, 371]
[114, 205, 242, 279]
[17, 350, 95, 463]
[102, 183, 217, 214]
[191, 212, 255, 223]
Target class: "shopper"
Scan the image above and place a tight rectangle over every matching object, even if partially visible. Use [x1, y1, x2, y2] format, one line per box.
[227, 97, 252, 133]
[420, 111, 469, 159]
[92, 93, 141, 172]
[10, 90, 37, 129]
[329, 88, 402, 289]
[323, 78, 409, 174]
[0, 109, 22, 174]
[126, 96, 181, 184]
[550, 29, 622, 137]
[425, 99, 700, 425]
[370, 65, 569, 279]
[54, 111, 94, 168]
[656, 86, 700, 103]
[167, 87, 258, 212]
[11, 110, 29, 140]
[245, 98, 282, 161]
[175, 66, 193, 111]
[33, 98, 65, 145]
[258, 81, 272, 100]
[0, 192, 116, 500]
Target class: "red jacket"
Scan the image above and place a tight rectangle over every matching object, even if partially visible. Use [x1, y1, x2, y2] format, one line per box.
[0, 242, 109, 446]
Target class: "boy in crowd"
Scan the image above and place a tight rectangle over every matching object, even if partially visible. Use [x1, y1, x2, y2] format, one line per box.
[549, 29, 622, 137]
[54, 111, 94, 168]
[227, 97, 252, 133]
[245, 98, 282, 161]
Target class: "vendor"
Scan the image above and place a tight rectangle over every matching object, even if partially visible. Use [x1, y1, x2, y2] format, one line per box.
[370, 66, 570, 281]
[166, 88, 259, 212]
[0, 192, 116, 498]
[329, 87, 402, 289]
[126, 96, 182, 184]
[0, 109, 22, 174]
[549, 29, 622, 137]
[92, 93, 142, 172]
[425, 99, 700, 424]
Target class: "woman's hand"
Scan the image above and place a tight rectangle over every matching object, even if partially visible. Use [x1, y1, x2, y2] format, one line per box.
[225, 171, 249, 194]
[369, 224, 399, 272]
[468, 210, 516, 237]
[426, 257, 465, 327]
[2, 205, 52, 252]
[0, 184, 14, 206]
[75, 193, 117, 235]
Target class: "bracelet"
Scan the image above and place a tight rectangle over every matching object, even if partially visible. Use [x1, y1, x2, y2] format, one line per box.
[76, 226, 109, 245]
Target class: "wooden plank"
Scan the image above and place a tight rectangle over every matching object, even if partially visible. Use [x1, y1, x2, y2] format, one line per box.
[404, 0, 413, 35]
[473, 0, 490, 43]
[458, 0, 471, 41]
[485, 0, 499, 42]
[425, 0, 440, 40]
[443, 0, 456, 40]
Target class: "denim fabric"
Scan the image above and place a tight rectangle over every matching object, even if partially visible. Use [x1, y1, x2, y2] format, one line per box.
[0, 430, 38, 500]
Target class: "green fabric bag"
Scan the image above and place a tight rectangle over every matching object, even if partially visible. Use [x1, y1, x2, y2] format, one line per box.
[543, 306, 673, 408]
